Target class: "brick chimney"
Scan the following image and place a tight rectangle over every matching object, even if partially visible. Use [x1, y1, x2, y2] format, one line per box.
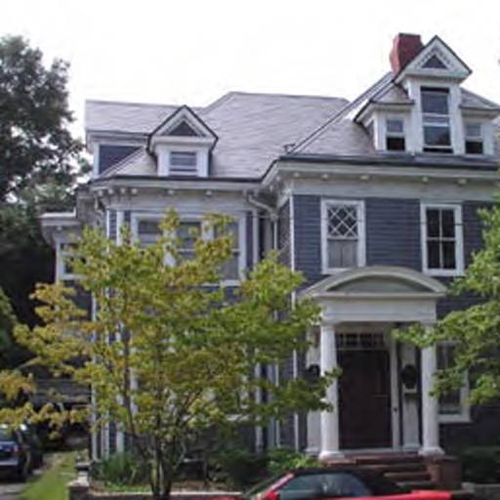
[389, 33, 423, 74]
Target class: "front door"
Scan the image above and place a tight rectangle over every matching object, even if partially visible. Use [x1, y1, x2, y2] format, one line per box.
[338, 348, 391, 449]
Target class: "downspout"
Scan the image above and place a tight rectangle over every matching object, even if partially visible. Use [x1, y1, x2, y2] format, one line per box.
[246, 193, 282, 447]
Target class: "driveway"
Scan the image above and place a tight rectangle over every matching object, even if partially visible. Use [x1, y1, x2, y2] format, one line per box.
[0, 481, 25, 500]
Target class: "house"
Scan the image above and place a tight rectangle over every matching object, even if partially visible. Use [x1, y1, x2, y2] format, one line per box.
[41, 33, 500, 465]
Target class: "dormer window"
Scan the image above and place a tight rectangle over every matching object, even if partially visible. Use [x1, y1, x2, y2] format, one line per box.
[170, 151, 198, 175]
[421, 87, 452, 153]
[386, 119, 405, 151]
[464, 123, 484, 155]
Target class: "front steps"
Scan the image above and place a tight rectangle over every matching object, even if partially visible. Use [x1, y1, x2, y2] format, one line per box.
[352, 453, 436, 490]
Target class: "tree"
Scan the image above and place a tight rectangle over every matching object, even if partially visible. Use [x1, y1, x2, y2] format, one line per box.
[0, 35, 88, 330]
[0, 35, 85, 204]
[2, 212, 335, 500]
[396, 202, 500, 405]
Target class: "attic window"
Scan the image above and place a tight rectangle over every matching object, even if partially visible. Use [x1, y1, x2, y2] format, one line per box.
[169, 151, 197, 175]
[385, 119, 405, 151]
[464, 123, 484, 155]
[423, 55, 447, 69]
[421, 87, 452, 154]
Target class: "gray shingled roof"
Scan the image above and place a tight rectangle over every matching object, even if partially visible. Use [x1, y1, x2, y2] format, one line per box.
[86, 92, 348, 178]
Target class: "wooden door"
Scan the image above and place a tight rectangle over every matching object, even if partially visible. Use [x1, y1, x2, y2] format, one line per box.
[338, 349, 392, 449]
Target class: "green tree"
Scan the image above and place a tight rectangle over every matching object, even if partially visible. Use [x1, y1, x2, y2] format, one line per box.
[0, 35, 87, 329]
[3, 212, 335, 500]
[396, 203, 500, 404]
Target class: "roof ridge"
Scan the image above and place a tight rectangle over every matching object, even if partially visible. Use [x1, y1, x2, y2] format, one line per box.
[86, 99, 179, 109]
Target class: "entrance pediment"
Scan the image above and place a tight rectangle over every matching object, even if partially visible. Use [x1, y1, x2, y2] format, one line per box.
[302, 266, 447, 298]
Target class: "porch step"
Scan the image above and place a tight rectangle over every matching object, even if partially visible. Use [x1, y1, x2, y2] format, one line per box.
[347, 453, 436, 490]
[384, 471, 432, 483]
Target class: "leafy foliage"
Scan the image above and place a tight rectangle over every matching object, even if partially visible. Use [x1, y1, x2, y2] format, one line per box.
[2, 211, 335, 500]
[0, 35, 86, 204]
[395, 203, 500, 404]
[92, 452, 150, 487]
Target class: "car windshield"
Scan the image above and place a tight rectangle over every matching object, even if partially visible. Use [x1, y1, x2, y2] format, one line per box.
[243, 474, 289, 500]
[0, 427, 13, 441]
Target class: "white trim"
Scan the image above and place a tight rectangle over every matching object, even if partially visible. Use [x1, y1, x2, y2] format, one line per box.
[420, 202, 464, 277]
[321, 199, 366, 274]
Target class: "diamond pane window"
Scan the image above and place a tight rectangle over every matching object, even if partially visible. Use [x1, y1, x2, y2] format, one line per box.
[325, 203, 361, 269]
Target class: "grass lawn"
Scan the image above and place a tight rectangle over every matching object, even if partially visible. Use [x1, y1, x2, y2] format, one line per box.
[20, 451, 77, 500]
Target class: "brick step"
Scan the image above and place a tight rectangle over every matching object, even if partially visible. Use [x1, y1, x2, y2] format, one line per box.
[385, 471, 432, 483]
[352, 454, 422, 466]
[402, 480, 437, 490]
[361, 462, 428, 474]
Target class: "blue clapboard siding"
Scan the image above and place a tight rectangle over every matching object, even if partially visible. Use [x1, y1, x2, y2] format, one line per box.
[246, 212, 253, 271]
[278, 201, 291, 268]
[99, 145, 139, 174]
[293, 195, 322, 285]
[365, 198, 422, 270]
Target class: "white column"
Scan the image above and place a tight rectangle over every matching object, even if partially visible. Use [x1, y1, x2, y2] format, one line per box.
[319, 323, 343, 460]
[420, 339, 444, 456]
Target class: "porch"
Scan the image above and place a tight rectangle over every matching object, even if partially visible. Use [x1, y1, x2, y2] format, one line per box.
[301, 266, 447, 460]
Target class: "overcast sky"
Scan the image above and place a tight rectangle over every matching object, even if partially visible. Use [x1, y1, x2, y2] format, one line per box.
[1, 0, 499, 138]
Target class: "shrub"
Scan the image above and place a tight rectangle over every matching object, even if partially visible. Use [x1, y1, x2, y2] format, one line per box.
[460, 446, 500, 484]
[267, 448, 320, 475]
[91, 452, 150, 486]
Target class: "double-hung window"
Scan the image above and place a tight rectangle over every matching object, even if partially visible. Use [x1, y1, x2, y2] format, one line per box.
[421, 204, 463, 276]
[421, 87, 452, 153]
[322, 200, 365, 273]
[464, 122, 484, 155]
[385, 118, 406, 151]
[57, 242, 79, 281]
[137, 219, 162, 248]
[177, 221, 202, 261]
[214, 221, 241, 281]
[169, 151, 197, 175]
[437, 342, 470, 422]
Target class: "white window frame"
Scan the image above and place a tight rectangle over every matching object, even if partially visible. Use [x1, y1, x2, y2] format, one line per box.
[421, 87, 453, 154]
[420, 203, 464, 277]
[464, 121, 485, 156]
[437, 341, 471, 423]
[321, 199, 366, 274]
[56, 239, 80, 281]
[385, 117, 406, 152]
[131, 212, 246, 286]
[169, 151, 198, 175]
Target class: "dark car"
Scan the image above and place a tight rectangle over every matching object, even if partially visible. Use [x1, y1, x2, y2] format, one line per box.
[240, 468, 452, 500]
[0, 426, 32, 481]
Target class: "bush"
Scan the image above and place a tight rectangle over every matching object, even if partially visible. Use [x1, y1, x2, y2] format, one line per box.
[267, 448, 320, 475]
[461, 446, 500, 484]
[91, 452, 150, 486]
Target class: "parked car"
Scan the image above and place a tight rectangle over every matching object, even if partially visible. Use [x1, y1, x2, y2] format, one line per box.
[240, 468, 452, 500]
[0, 425, 32, 481]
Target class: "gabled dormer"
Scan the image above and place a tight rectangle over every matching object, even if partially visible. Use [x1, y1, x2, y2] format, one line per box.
[356, 34, 500, 157]
[147, 106, 217, 177]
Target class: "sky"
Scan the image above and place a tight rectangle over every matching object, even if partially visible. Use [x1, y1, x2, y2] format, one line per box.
[1, 0, 499, 138]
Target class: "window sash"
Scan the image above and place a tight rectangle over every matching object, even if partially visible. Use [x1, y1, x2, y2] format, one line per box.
[322, 201, 364, 272]
[421, 88, 452, 151]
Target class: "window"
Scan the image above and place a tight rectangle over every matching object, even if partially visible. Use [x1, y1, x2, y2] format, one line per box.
[177, 221, 201, 261]
[437, 343, 470, 422]
[322, 200, 365, 272]
[421, 87, 452, 153]
[385, 118, 405, 151]
[279, 472, 371, 500]
[421, 204, 463, 276]
[137, 219, 162, 247]
[464, 123, 484, 155]
[215, 222, 240, 281]
[169, 151, 197, 175]
[58, 242, 79, 280]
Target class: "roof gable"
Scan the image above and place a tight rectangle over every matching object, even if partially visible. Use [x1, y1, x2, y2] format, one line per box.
[395, 36, 471, 83]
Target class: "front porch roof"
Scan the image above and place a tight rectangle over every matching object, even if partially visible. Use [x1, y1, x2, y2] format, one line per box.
[301, 266, 447, 300]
